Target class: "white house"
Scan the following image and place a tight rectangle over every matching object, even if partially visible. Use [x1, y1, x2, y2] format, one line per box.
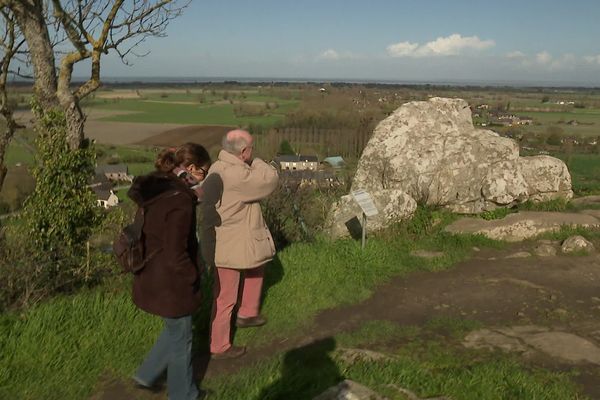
[94, 188, 119, 209]
[273, 155, 319, 171]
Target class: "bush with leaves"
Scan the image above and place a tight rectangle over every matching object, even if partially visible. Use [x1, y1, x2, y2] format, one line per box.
[262, 181, 346, 247]
[0, 104, 107, 310]
[23, 105, 101, 253]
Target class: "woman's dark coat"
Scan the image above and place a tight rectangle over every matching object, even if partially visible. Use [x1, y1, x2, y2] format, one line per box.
[128, 172, 201, 318]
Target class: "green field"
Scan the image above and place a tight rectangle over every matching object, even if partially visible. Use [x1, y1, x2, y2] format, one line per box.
[89, 90, 299, 127]
[553, 152, 600, 195]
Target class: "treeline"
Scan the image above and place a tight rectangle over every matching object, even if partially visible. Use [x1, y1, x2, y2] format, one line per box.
[254, 127, 371, 160]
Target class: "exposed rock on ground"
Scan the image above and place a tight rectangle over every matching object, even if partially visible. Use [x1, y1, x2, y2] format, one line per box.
[313, 379, 386, 400]
[571, 196, 600, 207]
[464, 326, 600, 365]
[327, 189, 417, 239]
[533, 243, 558, 257]
[561, 235, 595, 253]
[505, 251, 532, 259]
[335, 348, 391, 365]
[445, 211, 599, 241]
[411, 250, 445, 259]
[328, 97, 572, 237]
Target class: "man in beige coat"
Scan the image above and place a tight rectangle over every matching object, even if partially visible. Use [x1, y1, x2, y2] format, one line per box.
[207, 129, 279, 359]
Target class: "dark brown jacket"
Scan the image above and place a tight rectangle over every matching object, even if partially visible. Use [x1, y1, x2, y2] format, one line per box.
[128, 172, 201, 318]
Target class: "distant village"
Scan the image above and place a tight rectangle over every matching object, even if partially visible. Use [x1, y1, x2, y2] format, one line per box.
[90, 154, 347, 209]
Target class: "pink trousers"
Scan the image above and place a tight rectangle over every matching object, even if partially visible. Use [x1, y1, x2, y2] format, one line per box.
[210, 265, 264, 354]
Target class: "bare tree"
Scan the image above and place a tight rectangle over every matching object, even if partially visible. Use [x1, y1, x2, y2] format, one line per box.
[0, 0, 188, 168]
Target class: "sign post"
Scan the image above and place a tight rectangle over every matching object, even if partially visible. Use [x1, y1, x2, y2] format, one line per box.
[351, 189, 378, 250]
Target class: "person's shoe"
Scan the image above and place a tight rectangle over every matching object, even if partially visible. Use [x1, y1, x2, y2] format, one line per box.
[132, 376, 162, 393]
[211, 345, 246, 360]
[236, 315, 267, 328]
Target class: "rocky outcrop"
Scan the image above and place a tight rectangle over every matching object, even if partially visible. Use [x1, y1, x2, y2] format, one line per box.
[561, 236, 595, 253]
[464, 326, 600, 365]
[328, 97, 573, 237]
[313, 380, 386, 400]
[445, 211, 600, 242]
[327, 189, 417, 239]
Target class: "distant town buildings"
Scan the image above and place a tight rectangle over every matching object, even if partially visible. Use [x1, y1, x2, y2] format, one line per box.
[273, 155, 319, 171]
[95, 164, 133, 183]
[271, 154, 346, 188]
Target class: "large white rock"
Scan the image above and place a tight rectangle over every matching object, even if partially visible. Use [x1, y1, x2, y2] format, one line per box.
[327, 189, 417, 239]
[328, 97, 573, 237]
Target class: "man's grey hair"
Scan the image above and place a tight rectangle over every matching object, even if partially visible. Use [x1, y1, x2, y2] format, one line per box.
[222, 133, 249, 155]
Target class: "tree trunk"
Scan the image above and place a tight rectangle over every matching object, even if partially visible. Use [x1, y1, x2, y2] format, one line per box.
[0, 120, 17, 192]
[0, 163, 6, 192]
[13, 1, 59, 111]
[63, 101, 85, 149]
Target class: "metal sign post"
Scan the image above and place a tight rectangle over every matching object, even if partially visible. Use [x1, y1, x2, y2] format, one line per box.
[361, 212, 367, 249]
[351, 189, 378, 250]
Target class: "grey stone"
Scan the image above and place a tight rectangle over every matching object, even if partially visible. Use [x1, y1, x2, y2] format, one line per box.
[327, 189, 417, 239]
[313, 379, 387, 400]
[411, 250, 445, 259]
[445, 211, 600, 242]
[534, 244, 557, 257]
[505, 251, 532, 259]
[335, 348, 390, 365]
[328, 98, 573, 237]
[571, 196, 600, 206]
[463, 326, 600, 365]
[561, 235, 595, 253]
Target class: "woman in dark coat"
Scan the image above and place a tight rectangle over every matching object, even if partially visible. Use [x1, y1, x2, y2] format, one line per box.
[128, 143, 210, 400]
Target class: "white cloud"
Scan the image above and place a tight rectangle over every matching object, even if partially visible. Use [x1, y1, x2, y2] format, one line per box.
[387, 34, 495, 58]
[506, 51, 526, 59]
[318, 49, 340, 61]
[585, 55, 600, 65]
[536, 51, 553, 65]
[386, 41, 419, 57]
[506, 51, 579, 71]
[317, 49, 362, 61]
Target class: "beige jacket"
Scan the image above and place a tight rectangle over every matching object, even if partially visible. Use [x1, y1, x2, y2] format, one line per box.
[208, 150, 279, 269]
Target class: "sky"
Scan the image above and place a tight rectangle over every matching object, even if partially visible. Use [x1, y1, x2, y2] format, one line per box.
[82, 0, 600, 86]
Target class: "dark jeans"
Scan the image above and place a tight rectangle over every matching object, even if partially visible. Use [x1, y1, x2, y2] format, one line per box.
[134, 315, 198, 400]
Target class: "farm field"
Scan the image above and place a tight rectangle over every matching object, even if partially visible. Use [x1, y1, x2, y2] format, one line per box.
[86, 88, 300, 127]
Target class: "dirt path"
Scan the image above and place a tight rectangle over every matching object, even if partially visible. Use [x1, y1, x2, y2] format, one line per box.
[92, 242, 600, 399]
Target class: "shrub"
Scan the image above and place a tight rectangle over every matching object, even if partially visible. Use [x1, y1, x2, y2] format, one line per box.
[0, 104, 108, 310]
[262, 182, 346, 247]
[22, 105, 101, 252]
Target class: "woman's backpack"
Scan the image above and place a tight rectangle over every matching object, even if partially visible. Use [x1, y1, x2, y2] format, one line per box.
[113, 207, 150, 273]
[113, 190, 179, 273]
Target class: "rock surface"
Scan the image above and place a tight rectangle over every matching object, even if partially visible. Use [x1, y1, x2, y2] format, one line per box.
[328, 97, 573, 237]
[533, 243, 557, 257]
[445, 211, 600, 242]
[313, 379, 386, 400]
[561, 235, 595, 253]
[464, 326, 600, 365]
[327, 189, 417, 239]
[411, 250, 445, 259]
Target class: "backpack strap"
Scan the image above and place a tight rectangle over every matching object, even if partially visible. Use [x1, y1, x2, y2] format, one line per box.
[130, 190, 183, 240]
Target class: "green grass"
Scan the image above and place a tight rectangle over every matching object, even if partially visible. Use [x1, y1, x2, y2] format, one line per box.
[554, 153, 600, 195]
[4, 141, 34, 166]
[90, 98, 298, 127]
[0, 209, 506, 400]
[202, 319, 586, 400]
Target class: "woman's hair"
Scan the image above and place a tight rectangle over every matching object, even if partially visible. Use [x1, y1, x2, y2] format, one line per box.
[155, 142, 211, 173]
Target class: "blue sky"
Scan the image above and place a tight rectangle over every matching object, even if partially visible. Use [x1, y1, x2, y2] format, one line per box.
[90, 0, 600, 85]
